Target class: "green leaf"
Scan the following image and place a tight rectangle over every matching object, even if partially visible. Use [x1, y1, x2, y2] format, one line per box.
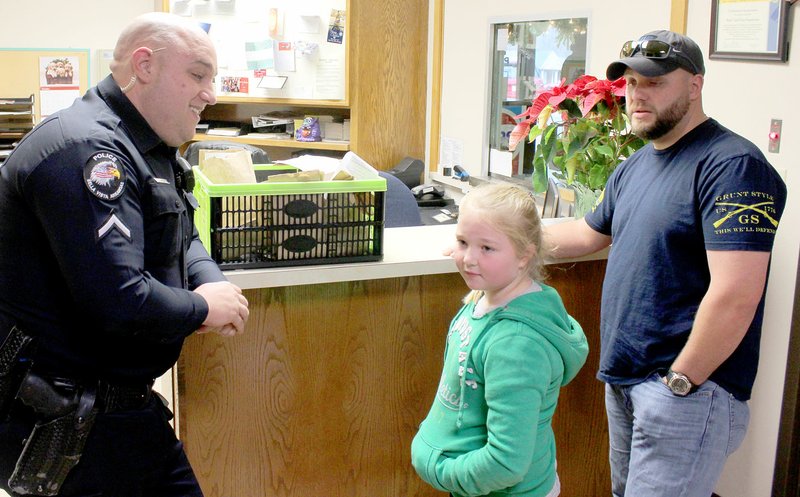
[565, 156, 579, 184]
[588, 164, 608, 189]
[611, 108, 627, 131]
[542, 124, 558, 143]
[595, 144, 614, 158]
[527, 125, 543, 142]
[532, 155, 549, 193]
[565, 136, 585, 160]
[540, 126, 560, 166]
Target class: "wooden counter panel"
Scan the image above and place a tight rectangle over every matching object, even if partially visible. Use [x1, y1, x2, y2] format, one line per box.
[178, 260, 608, 497]
[548, 261, 610, 496]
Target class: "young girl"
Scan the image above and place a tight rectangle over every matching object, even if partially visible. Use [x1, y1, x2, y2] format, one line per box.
[411, 183, 588, 497]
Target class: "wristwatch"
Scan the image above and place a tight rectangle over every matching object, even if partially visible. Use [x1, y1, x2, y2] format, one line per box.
[665, 370, 694, 396]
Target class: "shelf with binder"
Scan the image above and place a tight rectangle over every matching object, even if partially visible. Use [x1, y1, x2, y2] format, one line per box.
[197, 97, 352, 152]
[189, 100, 352, 159]
[0, 95, 35, 163]
[213, 95, 350, 108]
[189, 132, 350, 152]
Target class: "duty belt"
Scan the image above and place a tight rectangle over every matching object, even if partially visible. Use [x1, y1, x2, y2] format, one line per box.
[2, 326, 156, 496]
[97, 380, 154, 412]
[20, 374, 154, 413]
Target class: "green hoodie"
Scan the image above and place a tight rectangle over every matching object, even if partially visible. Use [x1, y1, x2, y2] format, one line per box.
[411, 283, 588, 497]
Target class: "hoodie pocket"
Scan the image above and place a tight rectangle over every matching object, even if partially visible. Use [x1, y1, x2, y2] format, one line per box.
[410, 433, 447, 492]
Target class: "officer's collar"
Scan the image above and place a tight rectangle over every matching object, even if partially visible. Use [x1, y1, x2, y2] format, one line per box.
[97, 75, 172, 156]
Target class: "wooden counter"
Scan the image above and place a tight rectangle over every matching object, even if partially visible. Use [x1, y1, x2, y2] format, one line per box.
[177, 224, 609, 497]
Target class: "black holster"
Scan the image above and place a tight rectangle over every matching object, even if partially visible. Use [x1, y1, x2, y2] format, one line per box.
[0, 326, 35, 419]
[8, 373, 98, 496]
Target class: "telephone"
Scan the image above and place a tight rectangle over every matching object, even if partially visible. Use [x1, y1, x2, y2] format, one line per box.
[411, 184, 445, 200]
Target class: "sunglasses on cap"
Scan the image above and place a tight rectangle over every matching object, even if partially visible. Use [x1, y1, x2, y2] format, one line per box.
[620, 39, 701, 74]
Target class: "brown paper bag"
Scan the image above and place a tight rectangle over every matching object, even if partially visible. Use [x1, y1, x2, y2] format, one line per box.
[197, 149, 264, 262]
[198, 149, 257, 184]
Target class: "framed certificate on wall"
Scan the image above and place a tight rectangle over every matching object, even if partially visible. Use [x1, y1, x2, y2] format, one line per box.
[710, 0, 792, 61]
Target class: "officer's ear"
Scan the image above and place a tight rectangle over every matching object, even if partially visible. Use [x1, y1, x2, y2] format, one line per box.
[130, 47, 159, 84]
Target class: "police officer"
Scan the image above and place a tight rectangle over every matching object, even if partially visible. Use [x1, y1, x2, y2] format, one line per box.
[0, 13, 248, 497]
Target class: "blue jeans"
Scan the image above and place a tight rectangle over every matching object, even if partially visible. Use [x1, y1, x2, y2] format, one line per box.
[605, 374, 749, 497]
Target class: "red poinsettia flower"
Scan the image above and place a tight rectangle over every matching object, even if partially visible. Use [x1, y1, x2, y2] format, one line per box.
[505, 73, 646, 199]
[579, 77, 626, 117]
[509, 76, 628, 152]
[565, 74, 599, 99]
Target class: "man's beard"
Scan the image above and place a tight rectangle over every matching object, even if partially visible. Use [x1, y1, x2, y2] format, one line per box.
[629, 94, 691, 141]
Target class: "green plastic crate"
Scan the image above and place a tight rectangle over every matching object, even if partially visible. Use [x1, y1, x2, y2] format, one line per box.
[192, 155, 386, 269]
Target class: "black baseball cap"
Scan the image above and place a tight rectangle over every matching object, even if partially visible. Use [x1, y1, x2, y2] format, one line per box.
[606, 30, 705, 80]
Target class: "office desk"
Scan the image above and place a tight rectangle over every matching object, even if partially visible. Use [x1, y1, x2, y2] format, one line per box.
[177, 224, 609, 497]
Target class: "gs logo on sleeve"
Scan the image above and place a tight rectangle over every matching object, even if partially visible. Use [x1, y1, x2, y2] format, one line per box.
[712, 191, 780, 236]
[84, 152, 126, 201]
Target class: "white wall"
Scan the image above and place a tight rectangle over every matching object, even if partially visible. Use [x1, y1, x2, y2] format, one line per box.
[438, 0, 671, 177]
[438, 2, 799, 497]
[0, 0, 159, 85]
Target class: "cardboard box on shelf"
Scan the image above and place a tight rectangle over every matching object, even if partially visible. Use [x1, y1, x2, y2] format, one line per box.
[322, 122, 344, 141]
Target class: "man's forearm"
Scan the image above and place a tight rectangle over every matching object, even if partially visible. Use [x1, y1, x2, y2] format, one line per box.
[670, 290, 757, 385]
[544, 218, 611, 259]
[671, 250, 770, 384]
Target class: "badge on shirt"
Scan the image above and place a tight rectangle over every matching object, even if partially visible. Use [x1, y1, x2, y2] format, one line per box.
[84, 152, 126, 201]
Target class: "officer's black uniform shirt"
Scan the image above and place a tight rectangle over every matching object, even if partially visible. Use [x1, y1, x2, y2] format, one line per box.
[0, 75, 226, 383]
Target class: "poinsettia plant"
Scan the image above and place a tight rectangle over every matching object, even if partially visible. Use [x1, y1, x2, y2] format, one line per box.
[509, 75, 646, 196]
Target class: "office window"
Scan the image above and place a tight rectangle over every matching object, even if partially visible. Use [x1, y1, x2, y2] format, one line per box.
[488, 17, 588, 178]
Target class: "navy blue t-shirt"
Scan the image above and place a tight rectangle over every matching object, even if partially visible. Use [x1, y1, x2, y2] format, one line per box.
[585, 118, 786, 400]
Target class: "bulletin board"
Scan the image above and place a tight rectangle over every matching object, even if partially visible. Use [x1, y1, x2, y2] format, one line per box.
[0, 48, 90, 123]
[166, 0, 348, 102]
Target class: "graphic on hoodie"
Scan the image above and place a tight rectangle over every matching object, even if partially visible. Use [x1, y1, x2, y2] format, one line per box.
[438, 315, 476, 411]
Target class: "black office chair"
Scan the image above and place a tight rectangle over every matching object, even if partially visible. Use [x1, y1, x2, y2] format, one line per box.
[182, 140, 270, 166]
[378, 171, 423, 228]
[386, 156, 424, 189]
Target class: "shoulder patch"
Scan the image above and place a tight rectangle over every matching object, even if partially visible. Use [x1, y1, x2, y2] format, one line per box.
[84, 152, 126, 201]
[712, 190, 781, 236]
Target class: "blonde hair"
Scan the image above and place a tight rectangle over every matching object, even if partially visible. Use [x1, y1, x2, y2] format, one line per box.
[459, 183, 546, 304]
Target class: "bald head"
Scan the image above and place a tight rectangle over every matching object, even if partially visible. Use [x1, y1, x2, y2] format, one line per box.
[110, 12, 210, 77]
[109, 12, 218, 146]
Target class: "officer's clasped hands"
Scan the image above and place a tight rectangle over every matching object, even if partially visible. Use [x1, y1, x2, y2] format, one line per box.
[193, 281, 249, 336]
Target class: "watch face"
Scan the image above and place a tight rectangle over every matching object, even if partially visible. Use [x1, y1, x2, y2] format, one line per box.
[668, 374, 692, 395]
